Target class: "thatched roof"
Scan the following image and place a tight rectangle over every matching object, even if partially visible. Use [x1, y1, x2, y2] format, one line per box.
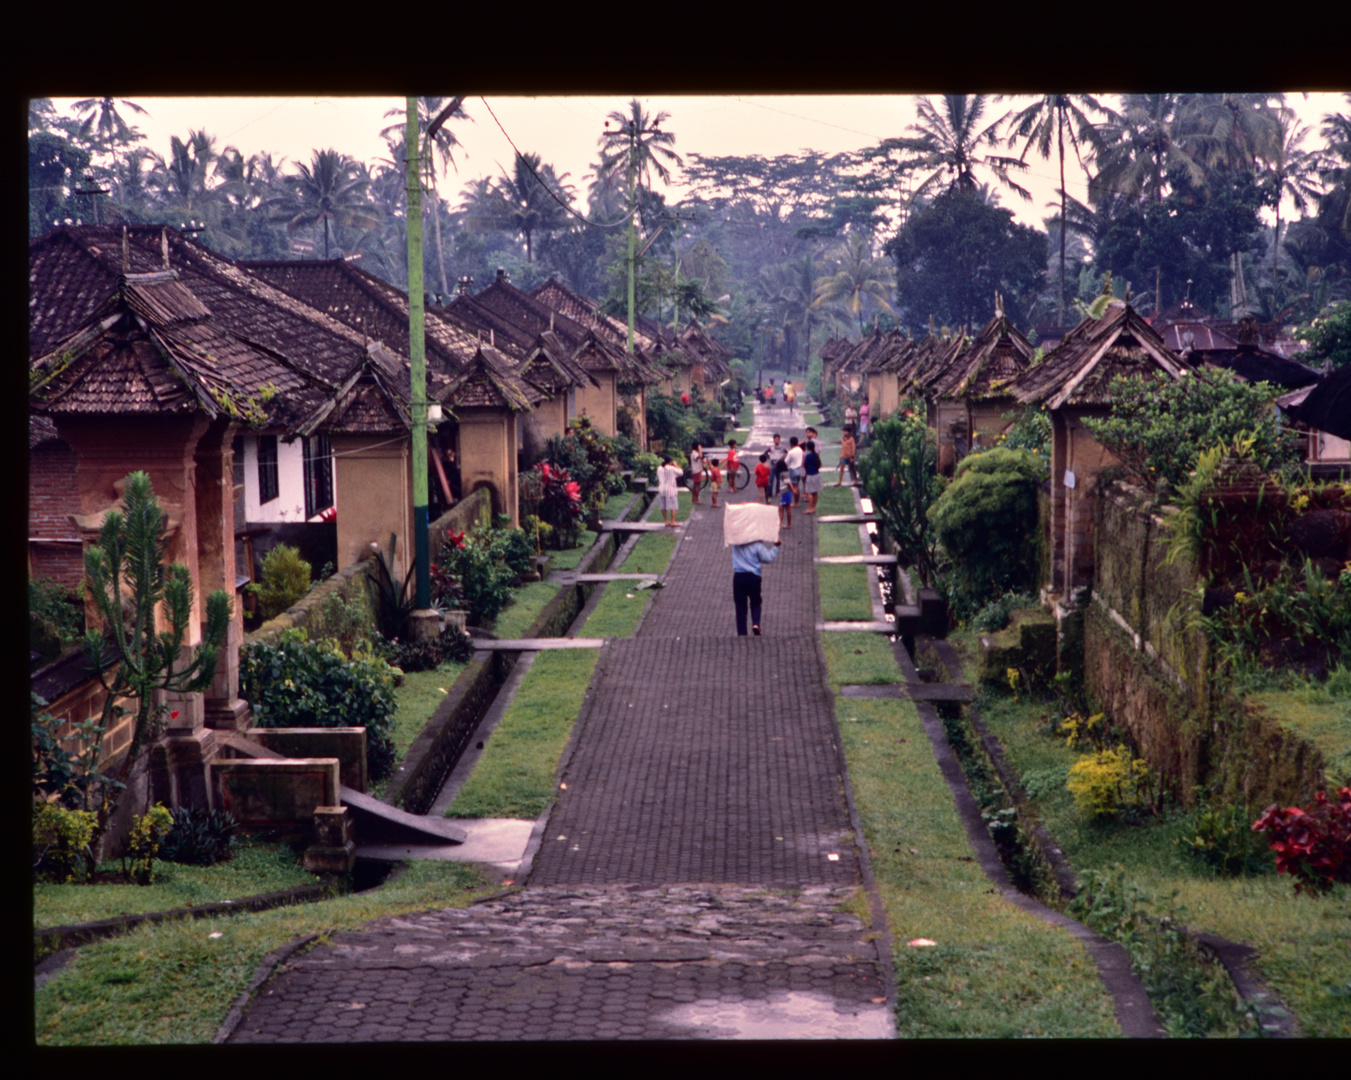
[929, 306, 1037, 401]
[436, 344, 538, 412]
[1285, 365, 1351, 439]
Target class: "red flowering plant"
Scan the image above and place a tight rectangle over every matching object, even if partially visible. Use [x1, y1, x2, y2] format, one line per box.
[521, 461, 583, 548]
[1252, 787, 1351, 895]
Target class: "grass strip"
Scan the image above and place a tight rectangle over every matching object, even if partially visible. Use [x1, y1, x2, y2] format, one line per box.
[389, 660, 469, 764]
[491, 579, 562, 640]
[824, 632, 1122, 1037]
[820, 564, 873, 622]
[545, 540, 590, 573]
[443, 649, 600, 819]
[34, 842, 314, 931]
[819, 522, 864, 558]
[817, 484, 858, 515]
[974, 688, 1351, 1037]
[34, 861, 492, 1045]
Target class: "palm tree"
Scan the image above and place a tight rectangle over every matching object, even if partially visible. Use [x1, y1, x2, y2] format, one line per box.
[812, 233, 895, 333]
[880, 94, 1031, 206]
[1004, 94, 1107, 324]
[1176, 93, 1286, 179]
[597, 99, 683, 349]
[1264, 117, 1324, 284]
[494, 152, 575, 263]
[268, 149, 376, 259]
[382, 96, 468, 297]
[1090, 93, 1207, 206]
[71, 96, 149, 151]
[148, 130, 220, 220]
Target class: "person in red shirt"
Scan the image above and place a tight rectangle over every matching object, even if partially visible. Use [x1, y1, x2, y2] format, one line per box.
[725, 439, 740, 491]
[755, 452, 772, 503]
[707, 458, 722, 508]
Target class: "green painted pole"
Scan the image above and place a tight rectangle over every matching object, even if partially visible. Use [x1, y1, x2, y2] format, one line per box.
[626, 131, 636, 354]
[406, 96, 431, 610]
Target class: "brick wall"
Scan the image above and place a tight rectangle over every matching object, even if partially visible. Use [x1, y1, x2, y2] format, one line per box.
[29, 440, 84, 587]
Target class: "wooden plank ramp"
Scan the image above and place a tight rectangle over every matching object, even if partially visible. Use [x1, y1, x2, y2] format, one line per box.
[816, 554, 898, 565]
[815, 514, 878, 524]
[838, 683, 974, 703]
[471, 638, 607, 650]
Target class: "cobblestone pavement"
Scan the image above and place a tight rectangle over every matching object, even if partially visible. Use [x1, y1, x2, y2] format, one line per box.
[226, 399, 895, 1041]
[227, 885, 891, 1041]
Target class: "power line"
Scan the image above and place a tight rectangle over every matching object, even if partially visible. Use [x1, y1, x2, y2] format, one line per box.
[478, 97, 630, 230]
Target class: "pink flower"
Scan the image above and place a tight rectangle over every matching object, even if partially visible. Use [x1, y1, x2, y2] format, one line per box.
[565, 481, 581, 501]
[540, 462, 553, 480]
[446, 529, 466, 549]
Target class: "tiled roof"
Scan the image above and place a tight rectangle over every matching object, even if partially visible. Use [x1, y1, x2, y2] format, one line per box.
[294, 342, 412, 437]
[518, 330, 598, 395]
[531, 278, 658, 352]
[241, 259, 481, 376]
[30, 226, 384, 392]
[30, 269, 324, 425]
[1284, 364, 1351, 439]
[436, 345, 538, 411]
[1010, 301, 1188, 409]
[929, 310, 1036, 400]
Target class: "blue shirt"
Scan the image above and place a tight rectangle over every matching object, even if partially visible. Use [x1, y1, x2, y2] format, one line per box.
[731, 541, 779, 576]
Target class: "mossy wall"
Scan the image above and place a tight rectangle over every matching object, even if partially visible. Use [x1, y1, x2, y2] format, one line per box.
[1087, 483, 1326, 806]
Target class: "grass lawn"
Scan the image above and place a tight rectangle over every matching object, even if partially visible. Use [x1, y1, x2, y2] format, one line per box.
[444, 649, 600, 820]
[388, 660, 469, 765]
[820, 564, 873, 622]
[546, 539, 591, 573]
[34, 860, 492, 1045]
[975, 688, 1351, 1037]
[34, 842, 315, 931]
[816, 484, 857, 516]
[1248, 687, 1351, 788]
[491, 579, 562, 640]
[823, 632, 1122, 1037]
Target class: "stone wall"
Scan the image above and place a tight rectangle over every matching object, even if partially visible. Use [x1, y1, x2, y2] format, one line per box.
[1086, 481, 1327, 806]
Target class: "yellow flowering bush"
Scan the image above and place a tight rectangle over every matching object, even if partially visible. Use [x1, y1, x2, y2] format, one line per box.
[1067, 747, 1156, 818]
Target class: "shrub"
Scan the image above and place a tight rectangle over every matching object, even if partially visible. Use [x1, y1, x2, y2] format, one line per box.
[1252, 786, 1351, 895]
[29, 576, 85, 653]
[309, 579, 375, 658]
[249, 544, 312, 620]
[520, 462, 583, 548]
[32, 693, 122, 814]
[156, 806, 239, 866]
[928, 448, 1043, 614]
[1083, 370, 1299, 489]
[121, 804, 174, 885]
[372, 628, 474, 673]
[858, 414, 946, 586]
[1295, 299, 1351, 369]
[1066, 746, 1156, 818]
[240, 628, 398, 781]
[1175, 802, 1271, 877]
[542, 418, 625, 513]
[33, 801, 95, 883]
[435, 522, 527, 625]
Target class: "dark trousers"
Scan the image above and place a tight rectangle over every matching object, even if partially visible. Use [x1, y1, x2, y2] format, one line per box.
[733, 571, 763, 636]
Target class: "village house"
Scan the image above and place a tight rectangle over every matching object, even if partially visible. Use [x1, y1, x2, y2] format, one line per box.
[1008, 298, 1190, 606]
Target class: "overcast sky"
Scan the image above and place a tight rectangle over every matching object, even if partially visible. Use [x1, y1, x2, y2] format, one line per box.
[48, 92, 1349, 232]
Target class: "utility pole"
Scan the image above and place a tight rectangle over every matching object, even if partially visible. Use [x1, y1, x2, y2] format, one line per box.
[626, 118, 637, 354]
[406, 96, 432, 618]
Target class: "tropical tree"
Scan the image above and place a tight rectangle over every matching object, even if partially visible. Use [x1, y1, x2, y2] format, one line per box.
[490, 152, 575, 263]
[872, 94, 1031, 207]
[597, 99, 683, 349]
[1004, 94, 1107, 324]
[1264, 117, 1324, 283]
[268, 149, 376, 259]
[71, 96, 150, 151]
[1090, 93, 1207, 206]
[812, 233, 895, 333]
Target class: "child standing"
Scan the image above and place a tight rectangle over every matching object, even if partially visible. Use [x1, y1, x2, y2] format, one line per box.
[725, 439, 740, 492]
[707, 458, 722, 507]
[778, 477, 793, 528]
[688, 442, 704, 505]
[755, 452, 772, 503]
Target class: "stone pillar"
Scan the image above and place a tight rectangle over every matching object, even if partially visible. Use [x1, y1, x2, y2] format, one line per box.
[194, 419, 251, 731]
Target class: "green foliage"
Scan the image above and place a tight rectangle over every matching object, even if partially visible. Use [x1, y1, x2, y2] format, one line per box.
[372, 628, 474, 674]
[307, 579, 375, 658]
[121, 804, 174, 886]
[156, 806, 239, 867]
[240, 628, 398, 781]
[858, 414, 946, 585]
[81, 471, 230, 859]
[996, 405, 1051, 470]
[886, 188, 1048, 332]
[1083, 371, 1297, 489]
[1069, 865, 1254, 1037]
[435, 522, 530, 625]
[928, 448, 1044, 615]
[542, 417, 626, 513]
[968, 591, 1042, 633]
[248, 544, 312, 621]
[33, 802, 96, 884]
[1295, 300, 1351, 369]
[29, 576, 85, 653]
[1175, 802, 1271, 877]
[32, 693, 123, 814]
[1066, 746, 1157, 818]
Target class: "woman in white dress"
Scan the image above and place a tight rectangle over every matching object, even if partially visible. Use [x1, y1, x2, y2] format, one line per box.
[657, 456, 682, 526]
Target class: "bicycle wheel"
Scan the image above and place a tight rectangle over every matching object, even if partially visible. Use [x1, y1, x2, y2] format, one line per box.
[734, 462, 751, 491]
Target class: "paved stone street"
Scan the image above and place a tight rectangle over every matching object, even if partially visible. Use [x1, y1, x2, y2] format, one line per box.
[227, 399, 895, 1042]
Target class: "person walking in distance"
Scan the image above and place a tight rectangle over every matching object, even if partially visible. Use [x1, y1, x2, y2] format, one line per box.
[724, 439, 740, 493]
[755, 452, 772, 503]
[656, 456, 682, 527]
[731, 535, 781, 636]
[707, 457, 722, 508]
